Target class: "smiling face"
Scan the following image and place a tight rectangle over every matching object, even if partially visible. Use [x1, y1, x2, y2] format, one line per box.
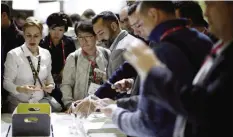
[93, 18, 115, 47]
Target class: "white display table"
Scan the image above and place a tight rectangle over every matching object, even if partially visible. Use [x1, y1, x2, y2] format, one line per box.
[1, 113, 126, 137]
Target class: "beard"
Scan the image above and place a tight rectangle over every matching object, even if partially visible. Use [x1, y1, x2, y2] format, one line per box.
[102, 28, 116, 48]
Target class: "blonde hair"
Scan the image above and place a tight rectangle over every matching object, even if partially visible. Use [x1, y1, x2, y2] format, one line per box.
[23, 17, 43, 34]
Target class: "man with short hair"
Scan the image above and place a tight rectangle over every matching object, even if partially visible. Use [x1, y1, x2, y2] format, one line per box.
[100, 1, 212, 136]
[175, 1, 218, 43]
[123, 1, 233, 137]
[119, 7, 133, 34]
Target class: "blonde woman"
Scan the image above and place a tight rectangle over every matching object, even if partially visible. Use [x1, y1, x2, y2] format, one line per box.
[3, 17, 55, 112]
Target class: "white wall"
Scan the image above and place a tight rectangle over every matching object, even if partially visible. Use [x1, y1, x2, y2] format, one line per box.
[64, 0, 126, 15]
[12, 0, 127, 23]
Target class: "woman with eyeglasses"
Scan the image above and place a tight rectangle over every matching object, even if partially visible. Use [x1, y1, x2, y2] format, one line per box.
[40, 12, 76, 109]
[61, 20, 110, 110]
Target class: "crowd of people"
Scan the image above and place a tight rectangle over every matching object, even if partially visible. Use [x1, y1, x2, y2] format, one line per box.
[1, 1, 233, 137]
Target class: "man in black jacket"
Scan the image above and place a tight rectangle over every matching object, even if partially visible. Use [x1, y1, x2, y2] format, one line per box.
[1, 3, 24, 111]
[124, 1, 233, 137]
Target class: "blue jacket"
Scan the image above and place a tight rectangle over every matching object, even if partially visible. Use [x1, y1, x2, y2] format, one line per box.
[143, 40, 233, 137]
[112, 19, 212, 137]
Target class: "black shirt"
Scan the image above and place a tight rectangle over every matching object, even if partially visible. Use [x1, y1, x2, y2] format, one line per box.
[40, 35, 76, 82]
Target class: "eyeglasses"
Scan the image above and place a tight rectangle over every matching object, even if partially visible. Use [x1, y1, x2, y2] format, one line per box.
[77, 35, 94, 41]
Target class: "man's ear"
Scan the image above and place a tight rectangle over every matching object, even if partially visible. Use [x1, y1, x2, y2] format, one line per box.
[148, 8, 158, 22]
[110, 22, 118, 31]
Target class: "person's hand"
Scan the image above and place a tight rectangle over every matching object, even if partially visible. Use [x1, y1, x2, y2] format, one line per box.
[16, 85, 39, 93]
[124, 40, 164, 81]
[114, 78, 134, 93]
[100, 104, 118, 117]
[42, 84, 54, 93]
[65, 100, 82, 114]
[96, 98, 116, 107]
[73, 98, 98, 118]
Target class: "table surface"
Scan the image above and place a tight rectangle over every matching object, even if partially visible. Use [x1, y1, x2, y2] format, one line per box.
[1, 113, 126, 137]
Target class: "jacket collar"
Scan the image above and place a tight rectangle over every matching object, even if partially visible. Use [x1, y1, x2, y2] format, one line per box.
[149, 19, 188, 43]
[21, 43, 42, 57]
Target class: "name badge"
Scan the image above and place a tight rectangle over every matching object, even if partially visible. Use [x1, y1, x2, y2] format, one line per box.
[88, 82, 101, 95]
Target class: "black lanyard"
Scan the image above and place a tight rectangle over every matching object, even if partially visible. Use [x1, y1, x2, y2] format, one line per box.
[21, 47, 42, 86]
[27, 56, 42, 86]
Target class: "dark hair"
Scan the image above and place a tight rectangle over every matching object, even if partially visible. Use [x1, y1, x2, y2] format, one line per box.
[128, 2, 139, 16]
[126, 0, 136, 6]
[74, 20, 95, 36]
[1, 3, 11, 17]
[174, 1, 208, 27]
[82, 9, 96, 19]
[115, 13, 120, 20]
[46, 12, 72, 31]
[92, 11, 119, 25]
[16, 12, 27, 20]
[139, 1, 175, 14]
[70, 13, 81, 24]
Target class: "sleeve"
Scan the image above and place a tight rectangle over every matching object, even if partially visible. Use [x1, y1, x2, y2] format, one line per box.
[3, 51, 20, 96]
[112, 107, 174, 137]
[45, 52, 55, 87]
[117, 95, 139, 111]
[94, 61, 137, 99]
[60, 53, 76, 108]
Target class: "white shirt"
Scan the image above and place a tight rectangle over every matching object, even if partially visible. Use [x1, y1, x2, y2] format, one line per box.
[3, 44, 54, 104]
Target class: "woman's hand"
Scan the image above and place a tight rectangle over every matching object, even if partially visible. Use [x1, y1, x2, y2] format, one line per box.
[42, 84, 54, 93]
[16, 85, 39, 93]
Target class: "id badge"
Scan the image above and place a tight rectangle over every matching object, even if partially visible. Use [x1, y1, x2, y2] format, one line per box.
[88, 82, 101, 95]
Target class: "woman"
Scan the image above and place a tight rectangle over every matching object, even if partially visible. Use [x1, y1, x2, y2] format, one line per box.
[61, 20, 110, 109]
[40, 12, 76, 106]
[3, 17, 54, 112]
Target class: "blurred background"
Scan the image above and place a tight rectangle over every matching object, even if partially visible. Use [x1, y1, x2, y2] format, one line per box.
[2, 0, 126, 23]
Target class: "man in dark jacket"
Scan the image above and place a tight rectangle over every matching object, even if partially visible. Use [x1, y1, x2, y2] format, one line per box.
[1, 3, 24, 111]
[123, 1, 233, 137]
[99, 1, 212, 137]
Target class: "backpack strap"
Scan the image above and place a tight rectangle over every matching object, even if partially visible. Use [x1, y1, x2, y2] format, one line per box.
[99, 47, 110, 61]
[72, 50, 79, 98]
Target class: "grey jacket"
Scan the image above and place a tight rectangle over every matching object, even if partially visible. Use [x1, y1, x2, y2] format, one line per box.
[61, 46, 110, 108]
[107, 30, 138, 78]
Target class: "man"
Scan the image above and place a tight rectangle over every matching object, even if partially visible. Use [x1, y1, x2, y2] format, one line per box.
[175, 1, 218, 43]
[123, 1, 233, 137]
[100, 1, 212, 137]
[72, 11, 139, 114]
[119, 6, 134, 34]
[1, 3, 24, 111]
[14, 12, 27, 31]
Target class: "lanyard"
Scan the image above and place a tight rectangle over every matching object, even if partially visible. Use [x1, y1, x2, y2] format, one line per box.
[201, 41, 224, 66]
[27, 56, 42, 86]
[82, 50, 97, 82]
[160, 26, 184, 41]
[20, 47, 42, 86]
[50, 40, 66, 65]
